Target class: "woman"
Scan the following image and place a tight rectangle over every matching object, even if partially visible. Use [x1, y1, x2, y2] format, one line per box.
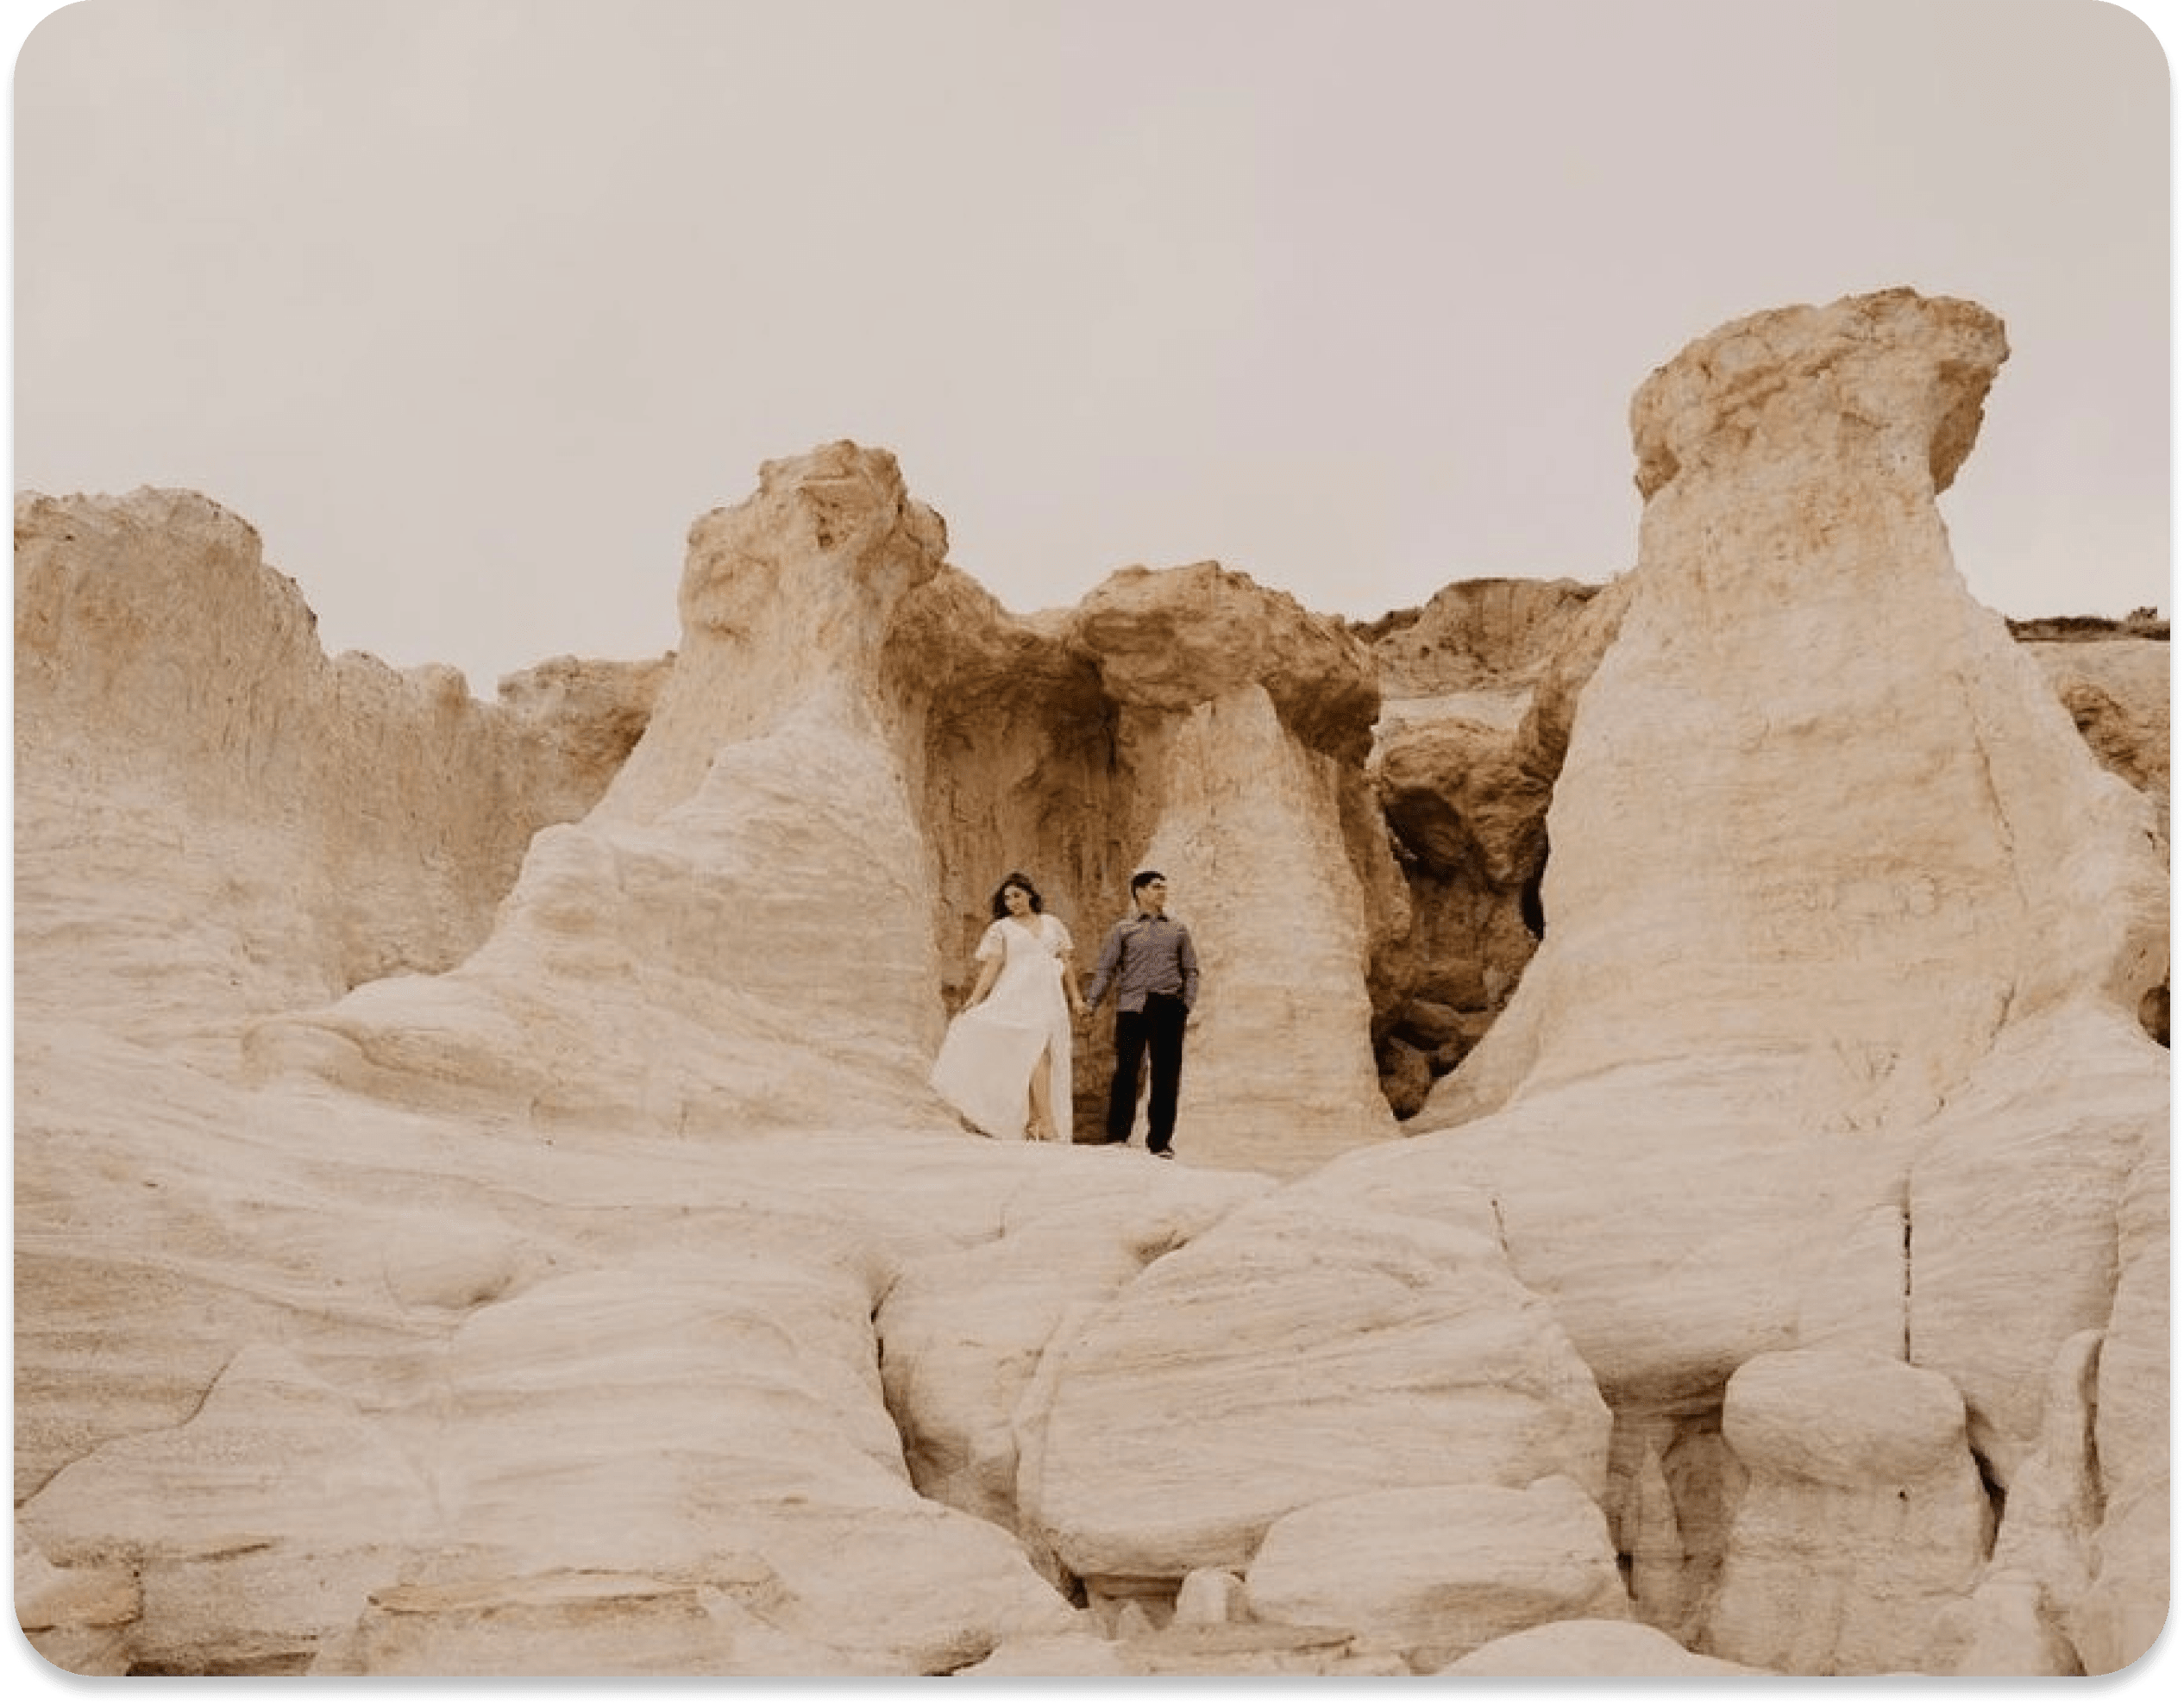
[930, 873, 1086, 1141]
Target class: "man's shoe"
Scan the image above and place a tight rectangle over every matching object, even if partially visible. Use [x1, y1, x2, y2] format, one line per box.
[1150, 1147, 1174, 1160]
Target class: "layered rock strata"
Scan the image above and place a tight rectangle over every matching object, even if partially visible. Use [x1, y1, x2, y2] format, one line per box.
[1702, 1350, 1991, 1674]
[242, 444, 955, 1127]
[1363, 583, 2167, 1112]
[1364, 574, 1642, 1112]
[13, 286, 2168, 1678]
[13, 488, 661, 1059]
[888, 557, 1404, 1166]
[1243, 1476, 1631, 1666]
[1344, 288, 2168, 1672]
[1026, 1184, 1611, 1587]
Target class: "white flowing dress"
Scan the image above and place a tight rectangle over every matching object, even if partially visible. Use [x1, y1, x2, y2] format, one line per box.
[929, 913, 1075, 1141]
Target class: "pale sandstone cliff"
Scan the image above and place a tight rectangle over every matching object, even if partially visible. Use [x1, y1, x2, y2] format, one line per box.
[12, 287, 2168, 1677]
[14, 488, 664, 1060]
[1354, 288, 2168, 1674]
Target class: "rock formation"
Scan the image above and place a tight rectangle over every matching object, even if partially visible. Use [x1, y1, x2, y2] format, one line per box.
[1027, 1184, 1610, 1590]
[12, 286, 2168, 1676]
[1702, 1350, 1992, 1674]
[1361, 577, 1626, 1110]
[1242, 1476, 1631, 1668]
[236, 444, 961, 1129]
[1344, 287, 2169, 1672]
[13, 488, 662, 1059]
[888, 556, 1405, 1168]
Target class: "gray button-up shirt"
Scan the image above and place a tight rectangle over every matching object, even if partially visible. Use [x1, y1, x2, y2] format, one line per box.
[1086, 912, 1200, 1013]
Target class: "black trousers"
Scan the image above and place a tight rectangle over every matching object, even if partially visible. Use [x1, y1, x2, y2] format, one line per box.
[1107, 993, 1188, 1149]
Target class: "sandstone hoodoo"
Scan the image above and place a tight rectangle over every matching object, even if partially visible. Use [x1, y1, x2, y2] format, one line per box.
[13, 287, 2166, 1676]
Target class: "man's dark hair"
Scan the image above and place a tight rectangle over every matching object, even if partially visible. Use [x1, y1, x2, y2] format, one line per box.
[988, 872, 1045, 918]
[1129, 869, 1165, 896]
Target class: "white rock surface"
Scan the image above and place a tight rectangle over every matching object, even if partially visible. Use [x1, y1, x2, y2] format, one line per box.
[1029, 1184, 1610, 1582]
[1906, 1000, 2165, 1482]
[1704, 1350, 1990, 1674]
[1242, 1476, 1630, 1666]
[1435, 290, 2163, 1128]
[2069, 1125, 2169, 1675]
[1358, 289, 2164, 1674]
[12, 289, 2167, 1678]
[1362, 285, 2166, 1415]
[876, 1162, 1271, 1536]
[14, 1027, 1114, 1675]
[1926, 1329, 2100, 1676]
[20, 1344, 440, 1673]
[15, 1531, 141, 1677]
[1795, 1200, 1910, 1358]
[243, 442, 953, 1129]
[1439, 1616, 1768, 1676]
[2025, 633, 2170, 798]
[13, 487, 656, 1061]
[1128, 683, 1400, 1168]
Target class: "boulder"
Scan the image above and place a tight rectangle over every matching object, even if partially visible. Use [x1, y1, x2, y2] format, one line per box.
[1704, 1350, 1990, 1674]
[1375, 716, 1549, 885]
[1028, 1183, 1610, 1582]
[335, 1240, 1077, 1675]
[1906, 1001, 2165, 1482]
[1354, 575, 1601, 699]
[876, 1163, 1271, 1534]
[1320, 1067, 1916, 1406]
[1242, 1476, 1629, 1666]
[1066, 559, 1379, 763]
[19, 1344, 437, 1675]
[1439, 1617, 1768, 1676]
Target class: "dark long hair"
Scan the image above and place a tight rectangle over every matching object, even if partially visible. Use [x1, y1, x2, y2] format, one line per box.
[988, 872, 1045, 918]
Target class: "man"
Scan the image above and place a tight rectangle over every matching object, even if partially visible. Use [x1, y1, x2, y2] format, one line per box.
[1082, 870, 1200, 1158]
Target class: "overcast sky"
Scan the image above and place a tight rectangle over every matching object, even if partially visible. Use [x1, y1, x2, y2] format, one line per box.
[8, 0, 2175, 693]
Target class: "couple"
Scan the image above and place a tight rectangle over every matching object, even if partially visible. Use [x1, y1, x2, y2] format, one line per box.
[928, 870, 1199, 1156]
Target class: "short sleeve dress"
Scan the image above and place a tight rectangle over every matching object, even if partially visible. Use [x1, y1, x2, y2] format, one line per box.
[928, 912, 1075, 1141]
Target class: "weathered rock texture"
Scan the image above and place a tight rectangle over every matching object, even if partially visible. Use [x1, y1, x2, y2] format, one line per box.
[13, 287, 2168, 1677]
[1243, 1476, 1631, 1668]
[242, 444, 958, 1129]
[1362, 578, 1631, 1110]
[1027, 1185, 1610, 1587]
[1440, 1617, 1767, 1677]
[1355, 574, 1604, 702]
[1334, 288, 2168, 1674]
[886, 558, 1405, 1168]
[1435, 290, 2163, 1125]
[1703, 1350, 1992, 1674]
[14, 488, 662, 1059]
